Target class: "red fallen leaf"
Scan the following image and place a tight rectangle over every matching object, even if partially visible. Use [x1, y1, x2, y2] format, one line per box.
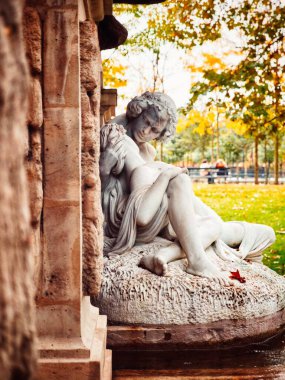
[229, 270, 246, 283]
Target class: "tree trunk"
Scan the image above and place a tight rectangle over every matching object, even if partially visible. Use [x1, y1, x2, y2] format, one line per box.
[254, 135, 259, 185]
[211, 129, 214, 163]
[264, 141, 268, 184]
[273, 43, 280, 186]
[216, 108, 220, 159]
[274, 134, 279, 185]
[0, 1, 37, 379]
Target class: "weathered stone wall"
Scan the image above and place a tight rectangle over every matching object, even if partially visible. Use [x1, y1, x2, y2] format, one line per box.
[23, 6, 44, 298]
[80, 20, 103, 296]
[0, 0, 37, 378]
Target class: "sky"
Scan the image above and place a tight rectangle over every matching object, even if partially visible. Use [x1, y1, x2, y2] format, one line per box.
[101, 5, 244, 114]
[102, 44, 191, 112]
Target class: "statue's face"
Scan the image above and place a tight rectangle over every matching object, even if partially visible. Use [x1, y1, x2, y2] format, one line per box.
[128, 106, 169, 143]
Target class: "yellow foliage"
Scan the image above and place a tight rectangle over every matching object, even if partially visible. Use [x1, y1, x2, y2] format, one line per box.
[176, 116, 189, 133]
[202, 53, 227, 70]
[177, 110, 216, 135]
[187, 52, 228, 73]
[179, 107, 249, 137]
[102, 59, 127, 88]
[225, 119, 248, 135]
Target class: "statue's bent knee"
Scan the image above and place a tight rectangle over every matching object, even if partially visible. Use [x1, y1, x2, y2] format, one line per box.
[168, 173, 191, 195]
[136, 213, 153, 227]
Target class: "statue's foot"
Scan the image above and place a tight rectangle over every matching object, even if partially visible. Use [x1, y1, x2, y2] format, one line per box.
[186, 258, 235, 286]
[139, 254, 168, 276]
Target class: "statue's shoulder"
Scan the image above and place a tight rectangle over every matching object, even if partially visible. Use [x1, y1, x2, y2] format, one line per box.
[108, 114, 127, 128]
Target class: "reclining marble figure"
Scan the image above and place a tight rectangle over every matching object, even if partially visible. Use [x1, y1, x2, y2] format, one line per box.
[100, 91, 276, 283]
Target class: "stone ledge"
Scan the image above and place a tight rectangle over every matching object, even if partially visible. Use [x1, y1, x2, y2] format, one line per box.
[107, 308, 285, 350]
[38, 337, 91, 359]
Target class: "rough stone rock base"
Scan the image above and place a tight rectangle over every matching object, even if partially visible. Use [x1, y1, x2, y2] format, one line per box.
[93, 238, 285, 333]
[35, 315, 112, 380]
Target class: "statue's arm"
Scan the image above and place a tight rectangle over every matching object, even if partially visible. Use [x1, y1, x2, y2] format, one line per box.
[99, 148, 120, 190]
[100, 123, 126, 190]
[134, 167, 186, 226]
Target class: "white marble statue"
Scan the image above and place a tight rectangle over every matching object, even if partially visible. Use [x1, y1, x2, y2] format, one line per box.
[100, 92, 276, 284]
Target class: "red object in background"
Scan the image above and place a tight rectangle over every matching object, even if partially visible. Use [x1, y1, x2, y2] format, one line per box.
[230, 270, 246, 283]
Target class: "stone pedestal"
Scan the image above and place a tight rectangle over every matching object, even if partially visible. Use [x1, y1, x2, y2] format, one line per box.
[107, 309, 285, 350]
[93, 238, 285, 350]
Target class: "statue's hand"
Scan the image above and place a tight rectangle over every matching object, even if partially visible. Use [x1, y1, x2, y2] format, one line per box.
[100, 142, 126, 177]
[162, 167, 188, 180]
[100, 149, 118, 175]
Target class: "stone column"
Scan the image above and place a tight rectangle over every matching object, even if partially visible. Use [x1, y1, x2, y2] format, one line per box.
[30, 1, 111, 378]
[36, 0, 82, 340]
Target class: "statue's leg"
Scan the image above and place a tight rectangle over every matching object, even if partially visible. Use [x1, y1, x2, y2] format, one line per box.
[166, 174, 232, 284]
[184, 190, 274, 264]
[221, 221, 275, 261]
[139, 242, 183, 276]
[220, 222, 245, 248]
[139, 211, 224, 276]
[193, 196, 267, 261]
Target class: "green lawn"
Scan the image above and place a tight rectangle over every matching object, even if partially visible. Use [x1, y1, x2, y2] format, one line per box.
[193, 183, 285, 275]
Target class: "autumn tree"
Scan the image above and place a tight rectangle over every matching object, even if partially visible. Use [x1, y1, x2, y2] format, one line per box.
[187, 47, 285, 183]
[165, 0, 285, 184]
[112, 4, 183, 94]
[164, 109, 249, 167]
[111, 0, 285, 184]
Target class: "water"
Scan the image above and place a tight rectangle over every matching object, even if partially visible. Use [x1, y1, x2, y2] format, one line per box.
[112, 329, 285, 371]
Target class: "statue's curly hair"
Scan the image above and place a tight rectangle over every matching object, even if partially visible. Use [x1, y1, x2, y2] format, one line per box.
[126, 91, 177, 142]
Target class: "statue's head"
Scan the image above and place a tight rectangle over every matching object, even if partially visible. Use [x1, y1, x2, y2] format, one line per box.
[126, 91, 177, 143]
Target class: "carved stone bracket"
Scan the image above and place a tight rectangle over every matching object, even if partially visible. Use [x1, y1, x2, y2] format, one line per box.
[100, 88, 117, 124]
